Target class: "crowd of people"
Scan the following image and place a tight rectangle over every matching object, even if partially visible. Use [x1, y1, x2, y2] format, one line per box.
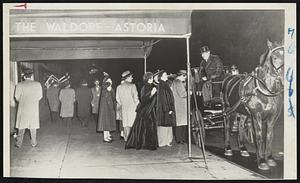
[12, 46, 241, 150]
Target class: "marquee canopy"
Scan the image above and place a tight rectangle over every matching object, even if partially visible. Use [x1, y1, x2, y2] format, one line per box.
[9, 9, 199, 162]
[10, 10, 192, 61]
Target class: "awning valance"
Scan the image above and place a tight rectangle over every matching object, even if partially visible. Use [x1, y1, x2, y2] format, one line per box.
[10, 39, 154, 61]
[10, 10, 191, 61]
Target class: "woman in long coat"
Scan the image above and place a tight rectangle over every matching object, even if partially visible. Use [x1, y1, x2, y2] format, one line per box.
[171, 70, 188, 144]
[125, 72, 158, 150]
[155, 70, 176, 147]
[97, 76, 116, 143]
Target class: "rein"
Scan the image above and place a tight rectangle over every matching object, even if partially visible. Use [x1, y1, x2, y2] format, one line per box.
[249, 74, 283, 97]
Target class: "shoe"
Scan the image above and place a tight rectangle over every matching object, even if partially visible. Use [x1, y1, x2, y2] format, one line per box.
[107, 136, 113, 141]
[14, 144, 21, 148]
[32, 144, 38, 148]
[267, 158, 277, 167]
[103, 139, 112, 143]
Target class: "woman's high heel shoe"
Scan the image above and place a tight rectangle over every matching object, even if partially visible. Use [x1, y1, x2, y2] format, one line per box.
[103, 139, 112, 143]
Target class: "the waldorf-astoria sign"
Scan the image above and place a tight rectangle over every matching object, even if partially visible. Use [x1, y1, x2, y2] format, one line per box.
[9, 10, 191, 36]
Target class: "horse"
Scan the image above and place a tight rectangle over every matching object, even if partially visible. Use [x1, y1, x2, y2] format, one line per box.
[221, 40, 284, 170]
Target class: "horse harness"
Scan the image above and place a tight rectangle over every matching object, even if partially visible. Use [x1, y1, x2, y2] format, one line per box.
[222, 46, 284, 117]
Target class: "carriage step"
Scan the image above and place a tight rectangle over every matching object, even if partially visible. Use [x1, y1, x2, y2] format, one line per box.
[204, 125, 224, 130]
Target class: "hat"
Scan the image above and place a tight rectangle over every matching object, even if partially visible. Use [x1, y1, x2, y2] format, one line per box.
[80, 79, 88, 85]
[62, 80, 71, 88]
[231, 65, 237, 69]
[177, 70, 187, 76]
[103, 72, 109, 77]
[121, 70, 133, 80]
[168, 74, 177, 80]
[200, 46, 210, 54]
[103, 76, 110, 83]
[23, 68, 33, 78]
[153, 69, 165, 77]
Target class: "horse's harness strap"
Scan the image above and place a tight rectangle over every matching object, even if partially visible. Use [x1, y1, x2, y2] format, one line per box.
[249, 74, 283, 97]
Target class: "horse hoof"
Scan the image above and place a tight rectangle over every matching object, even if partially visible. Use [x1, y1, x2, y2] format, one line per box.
[240, 150, 250, 157]
[258, 163, 270, 170]
[224, 149, 233, 156]
[267, 158, 277, 167]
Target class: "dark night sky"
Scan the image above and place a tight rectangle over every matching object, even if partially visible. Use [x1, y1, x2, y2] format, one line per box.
[41, 10, 284, 88]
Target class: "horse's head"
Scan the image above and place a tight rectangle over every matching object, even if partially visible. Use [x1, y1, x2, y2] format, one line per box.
[268, 40, 284, 70]
[258, 40, 284, 93]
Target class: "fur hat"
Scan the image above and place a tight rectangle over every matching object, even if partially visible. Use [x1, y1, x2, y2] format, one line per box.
[200, 46, 210, 54]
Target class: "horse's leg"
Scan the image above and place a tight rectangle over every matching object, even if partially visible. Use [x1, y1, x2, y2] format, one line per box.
[237, 114, 250, 157]
[265, 111, 281, 167]
[252, 113, 270, 170]
[224, 113, 232, 156]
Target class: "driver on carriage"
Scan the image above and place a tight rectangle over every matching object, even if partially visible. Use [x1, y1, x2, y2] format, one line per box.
[193, 46, 224, 105]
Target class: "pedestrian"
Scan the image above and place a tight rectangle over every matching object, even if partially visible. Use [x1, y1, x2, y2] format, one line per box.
[10, 81, 17, 136]
[76, 80, 93, 127]
[171, 70, 188, 144]
[59, 81, 75, 129]
[116, 80, 124, 140]
[125, 72, 158, 150]
[46, 82, 60, 123]
[91, 79, 101, 122]
[97, 75, 116, 143]
[155, 70, 176, 147]
[116, 101, 124, 140]
[116, 70, 140, 142]
[14, 69, 42, 148]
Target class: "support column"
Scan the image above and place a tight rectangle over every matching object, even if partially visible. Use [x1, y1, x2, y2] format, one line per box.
[144, 54, 147, 74]
[186, 37, 192, 158]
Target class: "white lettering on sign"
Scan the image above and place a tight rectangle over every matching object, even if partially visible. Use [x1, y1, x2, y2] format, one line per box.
[15, 22, 37, 33]
[13, 21, 166, 34]
[46, 22, 104, 33]
[114, 22, 165, 33]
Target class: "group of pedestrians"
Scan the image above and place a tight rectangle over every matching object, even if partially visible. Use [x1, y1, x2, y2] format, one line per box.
[12, 45, 225, 150]
[46, 79, 99, 128]
[124, 69, 189, 150]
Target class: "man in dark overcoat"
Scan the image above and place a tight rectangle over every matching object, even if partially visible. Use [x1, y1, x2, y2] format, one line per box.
[76, 80, 93, 127]
[194, 46, 224, 103]
[46, 82, 60, 123]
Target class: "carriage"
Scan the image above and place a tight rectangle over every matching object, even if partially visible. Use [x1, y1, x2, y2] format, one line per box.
[190, 40, 284, 170]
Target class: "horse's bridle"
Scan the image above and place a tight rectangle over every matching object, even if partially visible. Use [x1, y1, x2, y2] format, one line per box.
[251, 46, 284, 97]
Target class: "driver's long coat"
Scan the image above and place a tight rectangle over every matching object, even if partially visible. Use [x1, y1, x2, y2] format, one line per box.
[15, 80, 42, 129]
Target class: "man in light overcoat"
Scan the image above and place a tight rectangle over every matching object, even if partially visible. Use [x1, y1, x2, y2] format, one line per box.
[116, 70, 140, 142]
[14, 69, 42, 148]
